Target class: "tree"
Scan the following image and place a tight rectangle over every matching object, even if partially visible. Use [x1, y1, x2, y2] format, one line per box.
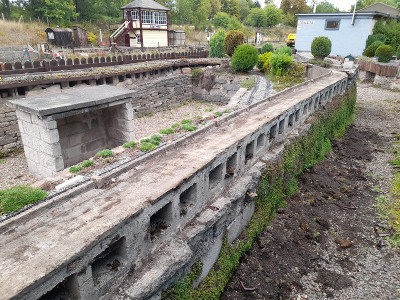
[191, 0, 211, 29]
[238, 0, 250, 21]
[209, 0, 222, 19]
[176, 0, 192, 24]
[245, 7, 267, 27]
[36, 0, 77, 26]
[264, 4, 282, 27]
[1, 0, 11, 19]
[221, 0, 240, 18]
[315, 1, 340, 13]
[213, 11, 230, 28]
[280, 0, 309, 15]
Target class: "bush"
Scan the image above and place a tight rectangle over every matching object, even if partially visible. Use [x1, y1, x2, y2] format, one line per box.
[274, 46, 292, 56]
[224, 30, 245, 56]
[397, 45, 400, 60]
[213, 12, 230, 28]
[151, 134, 162, 142]
[373, 19, 400, 52]
[159, 128, 174, 134]
[210, 29, 226, 58]
[375, 45, 394, 62]
[122, 141, 138, 148]
[191, 67, 203, 85]
[0, 185, 47, 214]
[96, 149, 113, 157]
[257, 52, 273, 72]
[140, 142, 156, 151]
[269, 53, 293, 76]
[363, 41, 384, 57]
[261, 43, 274, 54]
[365, 33, 386, 48]
[287, 62, 306, 77]
[311, 36, 332, 59]
[228, 16, 243, 31]
[231, 44, 259, 72]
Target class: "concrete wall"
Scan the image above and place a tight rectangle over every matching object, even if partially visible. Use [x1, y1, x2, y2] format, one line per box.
[296, 14, 375, 56]
[6, 71, 354, 300]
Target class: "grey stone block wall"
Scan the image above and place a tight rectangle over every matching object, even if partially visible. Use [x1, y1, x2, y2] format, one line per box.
[0, 99, 21, 151]
[193, 74, 242, 104]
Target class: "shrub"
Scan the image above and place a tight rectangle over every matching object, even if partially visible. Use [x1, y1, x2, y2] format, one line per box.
[69, 165, 83, 173]
[88, 32, 98, 46]
[214, 111, 223, 116]
[140, 138, 151, 143]
[171, 123, 180, 128]
[363, 41, 384, 57]
[181, 119, 192, 124]
[140, 142, 156, 151]
[257, 52, 273, 72]
[122, 141, 138, 148]
[365, 33, 386, 48]
[287, 62, 306, 78]
[274, 46, 292, 56]
[224, 30, 245, 56]
[231, 44, 259, 72]
[181, 124, 198, 131]
[210, 29, 226, 58]
[261, 43, 274, 54]
[269, 53, 293, 76]
[81, 160, 94, 168]
[373, 19, 400, 51]
[213, 12, 230, 28]
[0, 185, 47, 214]
[159, 128, 175, 134]
[151, 134, 162, 142]
[311, 36, 332, 59]
[397, 45, 400, 60]
[228, 16, 243, 31]
[191, 67, 203, 85]
[375, 45, 394, 62]
[96, 149, 113, 157]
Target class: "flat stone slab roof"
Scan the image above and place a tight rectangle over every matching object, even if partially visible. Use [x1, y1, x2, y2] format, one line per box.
[7, 86, 133, 117]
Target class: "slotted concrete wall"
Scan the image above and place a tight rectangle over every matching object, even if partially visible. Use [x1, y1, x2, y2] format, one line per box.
[0, 70, 356, 300]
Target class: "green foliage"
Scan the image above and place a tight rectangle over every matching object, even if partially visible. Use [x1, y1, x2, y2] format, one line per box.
[261, 43, 274, 54]
[181, 124, 198, 131]
[221, 0, 240, 18]
[151, 134, 162, 143]
[171, 123, 180, 128]
[228, 16, 243, 30]
[181, 119, 192, 124]
[365, 33, 386, 48]
[223, 30, 245, 56]
[373, 19, 400, 52]
[363, 41, 384, 57]
[311, 36, 332, 59]
[96, 149, 113, 158]
[397, 45, 400, 60]
[308, 58, 333, 68]
[214, 111, 223, 116]
[245, 6, 282, 27]
[0, 185, 47, 214]
[280, 0, 310, 15]
[213, 12, 231, 28]
[69, 165, 83, 173]
[164, 86, 357, 299]
[231, 44, 259, 72]
[140, 142, 156, 151]
[375, 45, 394, 62]
[269, 53, 292, 76]
[315, 1, 340, 12]
[287, 61, 306, 77]
[224, 109, 232, 113]
[36, 0, 77, 26]
[263, 4, 283, 27]
[159, 128, 175, 134]
[123, 141, 138, 148]
[191, 67, 203, 85]
[257, 52, 272, 71]
[81, 160, 94, 168]
[274, 46, 292, 56]
[210, 29, 226, 58]
[88, 32, 98, 46]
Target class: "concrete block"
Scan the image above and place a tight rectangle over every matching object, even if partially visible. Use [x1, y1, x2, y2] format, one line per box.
[16, 110, 32, 123]
[85, 138, 106, 153]
[23, 122, 40, 138]
[69, 133, 85, 147]
[39, 128, 60, 144]
[40, 141, 62, 157]
[55, 175, 85, 191]
[227, 202, 255, 244]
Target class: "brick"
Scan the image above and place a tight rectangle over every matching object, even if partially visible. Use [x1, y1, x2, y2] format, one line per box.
[39, 128, 60, 144]
[40, 141, 62, 157]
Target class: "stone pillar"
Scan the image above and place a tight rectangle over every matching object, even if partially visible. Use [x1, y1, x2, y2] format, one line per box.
[105, 101, 135, 143]
[16, 110, 64, 178]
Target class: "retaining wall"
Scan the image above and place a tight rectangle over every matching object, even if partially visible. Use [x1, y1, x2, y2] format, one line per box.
[0, 69, 355, 300]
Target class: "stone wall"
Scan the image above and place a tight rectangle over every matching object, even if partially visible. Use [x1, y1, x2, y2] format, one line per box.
[0, 99, 21, 151]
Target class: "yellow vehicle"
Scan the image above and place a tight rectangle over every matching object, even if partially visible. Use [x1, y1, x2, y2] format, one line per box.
[286, 34, 296, 48]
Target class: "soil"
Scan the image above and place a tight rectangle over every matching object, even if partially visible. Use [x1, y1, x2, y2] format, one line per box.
[221, 83, 400, 300]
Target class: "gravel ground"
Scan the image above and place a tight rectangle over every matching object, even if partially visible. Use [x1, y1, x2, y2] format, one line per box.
[0, 151, 37, 190]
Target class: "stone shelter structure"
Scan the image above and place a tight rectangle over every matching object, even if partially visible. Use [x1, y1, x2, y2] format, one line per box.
[8, 86, 135, 178]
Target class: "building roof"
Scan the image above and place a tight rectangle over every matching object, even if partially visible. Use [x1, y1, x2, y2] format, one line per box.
[121, 0, 170, 11]
[296, 12, 389, 18]
[45, 28, 73, 33]
[357, 2, 400, 18]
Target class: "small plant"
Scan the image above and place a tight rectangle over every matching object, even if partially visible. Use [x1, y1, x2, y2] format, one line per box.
[103, 158, 110, 163]
[0, 185, 47, 214]
[313, 232, 320, 238]
[224, 109, 232, 113]
[269, 53, 293, 76]
[311, 36, 332, 59]
[375, 45, 394, 62]
[140, 142, 156, 151]
[181, 119, 192, 125]
[261, 43, 274, 54]
[224, 30, 245, 56]
[69, 165, 83, 173]
[181, 124, 198, 131]
[214, 111, 223, 116]
[123, 141, 138, 148]
[231, 44, 259, 72]
[140, 138, 151, 143]
[81, 160, 94, 168]
[171, 123, 180, 128]
[151, 134, 162, 143]
[96, 149, 113, 158]
[159, 128, 175, 134]
[191, 68, 203, 85]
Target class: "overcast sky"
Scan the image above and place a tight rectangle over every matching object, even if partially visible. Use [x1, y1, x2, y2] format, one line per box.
[264, 0, 356, 12]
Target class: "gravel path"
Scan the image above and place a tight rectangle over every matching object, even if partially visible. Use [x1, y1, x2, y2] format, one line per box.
[0, 152, 37, 190]
[240, 74, 274, 106]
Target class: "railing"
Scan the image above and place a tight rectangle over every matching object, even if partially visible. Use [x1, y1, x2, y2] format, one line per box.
[110, 21, 129, 39]
[0, 50, 209, 76]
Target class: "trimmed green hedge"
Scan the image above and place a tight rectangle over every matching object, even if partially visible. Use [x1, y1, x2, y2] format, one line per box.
[231, 44, 259, 72]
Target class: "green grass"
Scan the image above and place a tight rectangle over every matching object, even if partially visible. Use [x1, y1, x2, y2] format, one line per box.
[0, 185, 47, 215]
[266, 73, 304, 91]
[159, 128, 175, 134]
[240, 76, 256, 89]
[123, 141, 138, 148]
[69, 165, 83, 173]
[181, 124, 198, 131]
[96, 149, 113, 158]
[181, 119, 192, 125]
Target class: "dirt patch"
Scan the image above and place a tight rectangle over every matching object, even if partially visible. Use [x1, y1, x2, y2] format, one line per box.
[221, 85, 400, 299]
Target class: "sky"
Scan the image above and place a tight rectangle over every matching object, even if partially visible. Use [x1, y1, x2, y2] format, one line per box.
[265, 0, 356, 12]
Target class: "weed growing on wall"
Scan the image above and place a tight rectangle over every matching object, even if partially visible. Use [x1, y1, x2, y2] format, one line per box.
[162, 85, 357, 300]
